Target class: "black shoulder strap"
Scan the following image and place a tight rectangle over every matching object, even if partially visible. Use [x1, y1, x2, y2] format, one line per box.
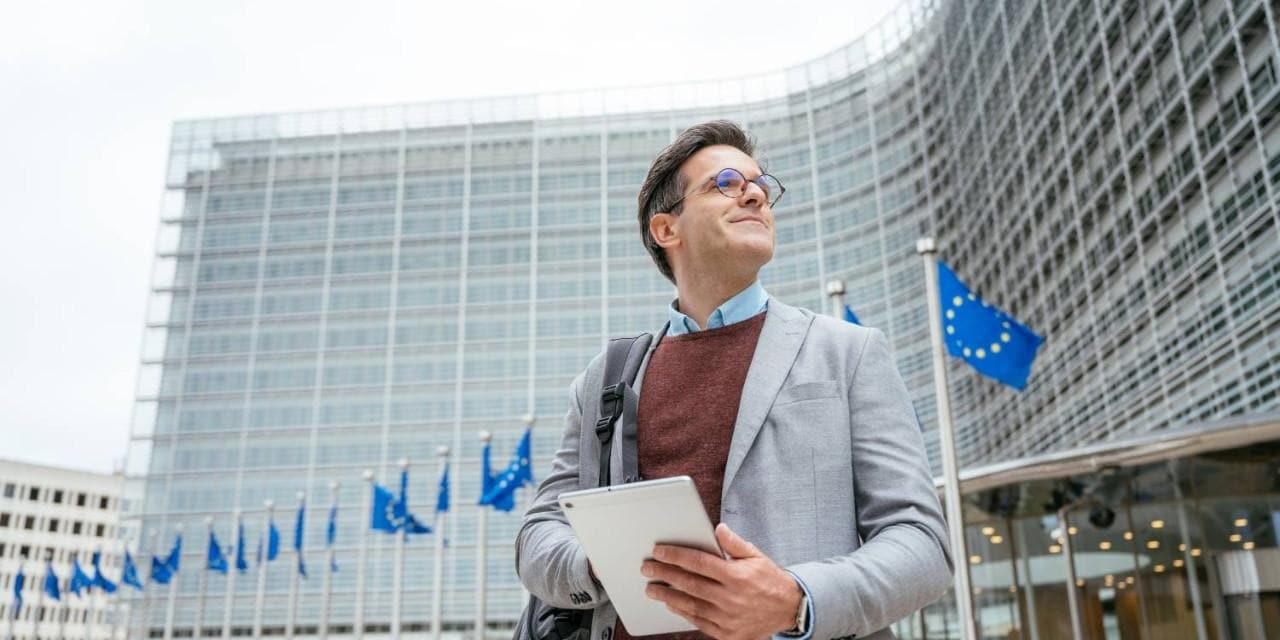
[595, 332, 654, 487]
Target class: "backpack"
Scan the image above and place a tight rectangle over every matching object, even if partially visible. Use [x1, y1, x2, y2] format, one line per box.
[512, 330, 656, 640]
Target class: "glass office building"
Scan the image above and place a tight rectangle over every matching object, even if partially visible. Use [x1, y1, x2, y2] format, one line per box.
[122, 0, 1279, 637]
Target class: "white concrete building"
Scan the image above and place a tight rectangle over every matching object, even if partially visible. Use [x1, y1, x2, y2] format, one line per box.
[0, 459, 126, 640]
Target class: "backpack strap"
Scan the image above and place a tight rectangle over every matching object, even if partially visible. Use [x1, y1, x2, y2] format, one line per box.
[595, 331, 655, 487]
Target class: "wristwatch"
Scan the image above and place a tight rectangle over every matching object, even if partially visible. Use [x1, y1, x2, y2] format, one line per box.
[779, 592, 809, 637]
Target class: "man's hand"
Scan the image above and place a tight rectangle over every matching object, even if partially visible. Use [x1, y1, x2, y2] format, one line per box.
[642, 523, 803, 640]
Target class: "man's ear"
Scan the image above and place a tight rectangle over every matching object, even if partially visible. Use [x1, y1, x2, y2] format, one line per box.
[649, 212, 680, 250]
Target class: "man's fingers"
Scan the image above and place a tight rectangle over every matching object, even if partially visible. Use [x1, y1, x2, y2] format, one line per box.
[645, 583, 723, 621]
[643, 561, 725, 602]
[652, 544, 729, 581]
[715, 523, 760, 560]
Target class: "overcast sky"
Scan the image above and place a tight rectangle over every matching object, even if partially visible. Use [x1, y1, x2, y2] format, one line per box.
[0, 0, 898, 474]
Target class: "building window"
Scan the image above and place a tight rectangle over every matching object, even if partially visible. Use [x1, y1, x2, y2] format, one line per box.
[23, 516, 35, 530]
[99, 496, 110, 510]
[71, 521, 82, 535]
[95, 523, 105, 538]
[0, 513, 8, 527]
[0, 543, 5, 558]
[2, 484, 13, 498]
[18, 544, 29, 559]
[27, 487, 39, 501]
[76, 493, 86, 507]
[52, 490, 63, 504]
[47, 519, 58, 533]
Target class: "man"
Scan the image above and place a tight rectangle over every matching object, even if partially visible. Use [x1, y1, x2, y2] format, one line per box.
[517, 121, 952, 640]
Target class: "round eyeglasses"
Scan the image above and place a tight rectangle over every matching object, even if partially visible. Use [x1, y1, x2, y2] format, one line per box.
[666, 168, 786, 210]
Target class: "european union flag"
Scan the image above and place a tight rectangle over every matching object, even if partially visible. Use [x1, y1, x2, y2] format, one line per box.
[371, 483, 399, 533]
[325, 505, 338, 573]
[235, 523, 249, 572]
[43, 562, 60, 602]
[396, 470, 432, 534]
[121, 551, 143, 591]
[70, 558, 93, 595]
[12, 566, 23, 615]
[294, 501, 307, 578]
[268, 520, 280, 561]
[164, 536, 183, 574]
[937, 261, 1044, 390]
[479, 428, 534, 512]
[208, 531, 228, 574]
[843, 304, 861, 325]
[436, 463, 450, 515]
[91, 552, 117, 594]
[150, 556, 172, 585]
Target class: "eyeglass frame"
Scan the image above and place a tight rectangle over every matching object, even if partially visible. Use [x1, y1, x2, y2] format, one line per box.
[661, 167, 786, 212]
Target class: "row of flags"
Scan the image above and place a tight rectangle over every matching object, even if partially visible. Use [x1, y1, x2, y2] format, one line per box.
[8, 429, 536, 620]
[10, 552, 120, 617]
[844, 261, 1043, 390]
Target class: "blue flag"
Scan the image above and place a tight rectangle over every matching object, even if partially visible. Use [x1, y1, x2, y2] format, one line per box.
[235, 523, 249, 572]
[436, 463, 450, 515]
[325, 505, 338, 573]
[149, 556, 172, 585]
[91, 552, 117, 593]
[843, 304, 861, 325]
[371, 483, 400, 533]
[396, 469, 432, 534]
[70, 558, 93, 595]
[479, 428, 534, 512]
[164, 535, 183, 574]
[12, 566, 23, 615]
[937, 261, 1044, 390]
[268, 520, 280, 561]
[294, 501, 307, 578]
[43, 562, 60, 602]
[121, 551, 143, 591]
[207, 531, 228, 574]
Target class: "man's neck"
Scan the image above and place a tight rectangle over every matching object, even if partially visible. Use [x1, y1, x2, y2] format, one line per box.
[673, 270, 759, 331]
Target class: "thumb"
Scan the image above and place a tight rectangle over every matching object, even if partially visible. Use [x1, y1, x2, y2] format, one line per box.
[716, 523, 760, 560]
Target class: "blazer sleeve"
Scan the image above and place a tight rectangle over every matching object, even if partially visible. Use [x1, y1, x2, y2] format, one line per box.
[787, 328, 954, 639]
[514, 359, 611, 609]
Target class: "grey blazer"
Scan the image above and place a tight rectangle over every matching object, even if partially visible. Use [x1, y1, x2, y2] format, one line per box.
[515, 299, 953, 640]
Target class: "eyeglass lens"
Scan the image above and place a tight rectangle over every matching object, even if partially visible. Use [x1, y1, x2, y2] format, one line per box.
[714, 169, 782, 206]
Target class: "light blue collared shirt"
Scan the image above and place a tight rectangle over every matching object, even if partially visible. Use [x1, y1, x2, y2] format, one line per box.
[667, 281, 770, 336]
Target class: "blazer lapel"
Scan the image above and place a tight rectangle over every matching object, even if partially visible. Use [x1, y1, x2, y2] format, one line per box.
[721, 299, 811, 497]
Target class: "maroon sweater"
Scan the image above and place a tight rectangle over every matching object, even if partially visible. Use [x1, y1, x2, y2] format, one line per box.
[615, 312, 767, 640]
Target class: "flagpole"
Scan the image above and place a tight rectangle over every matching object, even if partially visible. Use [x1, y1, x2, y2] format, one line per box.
[89, 558, 101, 640]
[432, 446, 449, 640]
[59, 572, 68, 640]
[7, 560, 21, 640]
[826, 280, 846, 318]
[220, 511, 241, 640]
[253, 501, 274, 638]
[320, 481, 339, 640]
[286, 492, 304, 640]
[519, 414, 535, 605]
[163, 524, 183, 640]
[31, 558, 45, 640]
[475, 431, 491, 640]
[195, 517, 212, 640]
[916, 237, 977, 640]
[144, 531, 158, 640]
[393, 459, 409, 640]
[355, 470, 374, 640]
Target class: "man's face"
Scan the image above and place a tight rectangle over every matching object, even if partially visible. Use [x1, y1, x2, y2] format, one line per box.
[662, 144, 775, 279]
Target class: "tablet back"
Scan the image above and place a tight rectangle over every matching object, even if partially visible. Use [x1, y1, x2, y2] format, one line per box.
[558, 476, 721, 636]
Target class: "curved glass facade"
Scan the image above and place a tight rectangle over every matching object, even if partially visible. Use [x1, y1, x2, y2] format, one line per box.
[123, 0, 1279, 636]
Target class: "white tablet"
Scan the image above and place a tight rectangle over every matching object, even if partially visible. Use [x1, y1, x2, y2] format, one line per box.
[558, 476, 722, 636]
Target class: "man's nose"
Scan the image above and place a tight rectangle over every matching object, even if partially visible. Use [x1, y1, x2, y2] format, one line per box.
[739, 181, 766, 208]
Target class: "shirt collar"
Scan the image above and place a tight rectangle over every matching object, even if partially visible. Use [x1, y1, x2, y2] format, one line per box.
[667, 281, 769, 336]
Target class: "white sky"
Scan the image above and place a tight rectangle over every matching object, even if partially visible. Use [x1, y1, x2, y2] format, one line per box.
[0, 0, 899, 474]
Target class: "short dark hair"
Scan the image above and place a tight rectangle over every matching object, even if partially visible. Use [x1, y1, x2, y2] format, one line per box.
[636, 120, 756, 283]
